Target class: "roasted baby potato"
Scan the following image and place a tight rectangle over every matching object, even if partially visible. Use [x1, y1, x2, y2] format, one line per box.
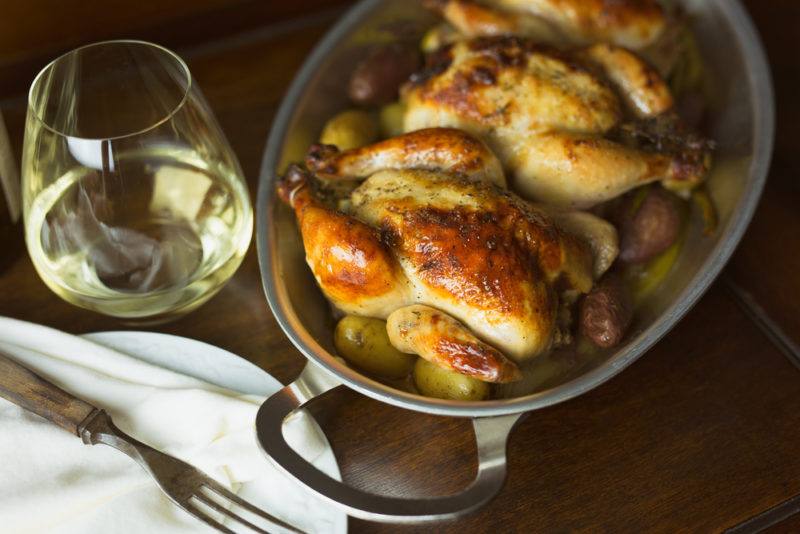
[319, 109, 379, 150]
[420, 23, 459, 53]
[413, 358, 490, 401]
[379, 102, 406, 138]
[580, 274, 634, 349]
[617, 186, 682, 264]
[348, 43, 421, 106]
[334, 316, 416, 379]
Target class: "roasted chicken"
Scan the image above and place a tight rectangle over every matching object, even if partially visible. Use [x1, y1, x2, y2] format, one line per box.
[403, 36, 711, 207]
[423, 0, 667, 50]
[274, 0, 713, 394]
[279, 128, 619, 382]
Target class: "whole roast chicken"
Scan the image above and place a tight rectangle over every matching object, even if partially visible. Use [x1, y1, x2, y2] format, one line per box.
[278, 128, 619, 383]
[403, 35, 712, 207]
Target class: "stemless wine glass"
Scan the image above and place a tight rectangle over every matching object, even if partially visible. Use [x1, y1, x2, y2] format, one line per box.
[22, 40, 253, 322]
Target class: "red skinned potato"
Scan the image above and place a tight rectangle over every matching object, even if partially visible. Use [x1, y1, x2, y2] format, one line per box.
[580, 274, 633, 349]
[348, 43, 421, 107]
[617, 187, 681, 264]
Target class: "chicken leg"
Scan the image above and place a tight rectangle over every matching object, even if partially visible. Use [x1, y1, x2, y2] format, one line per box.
[426, 0, 667, 50]
[277, 165, 411, 318]
[579, 43, 673, 119]
[422, 0, 563, 44]
[305, 128, 506, 186]
[387, 304, 522, 383]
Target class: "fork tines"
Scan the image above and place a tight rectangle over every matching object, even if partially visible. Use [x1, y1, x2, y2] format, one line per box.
[186, 478, 303, 534]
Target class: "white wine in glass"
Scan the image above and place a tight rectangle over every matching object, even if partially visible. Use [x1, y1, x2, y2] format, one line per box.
[22, 40, 253, 322]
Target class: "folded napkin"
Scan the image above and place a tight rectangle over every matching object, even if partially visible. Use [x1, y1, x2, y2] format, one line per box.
[0, 317, 342, 533]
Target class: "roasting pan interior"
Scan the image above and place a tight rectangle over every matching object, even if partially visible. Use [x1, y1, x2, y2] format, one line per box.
[259, 0, 772, 415]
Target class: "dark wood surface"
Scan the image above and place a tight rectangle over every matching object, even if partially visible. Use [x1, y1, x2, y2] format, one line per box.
[0, 0, 351, 100]
[1, 1, 798, 532]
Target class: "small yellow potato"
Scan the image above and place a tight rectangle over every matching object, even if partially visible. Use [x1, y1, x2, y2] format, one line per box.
[413, 358, 490, 401]
[319, 109, 379, 150]
[420, 23, 459, 53]
[334, 316, 416, 379]
[379, 102, 406, 139]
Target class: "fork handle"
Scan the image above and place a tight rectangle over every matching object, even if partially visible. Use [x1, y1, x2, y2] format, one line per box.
[0, 351, 99, 436]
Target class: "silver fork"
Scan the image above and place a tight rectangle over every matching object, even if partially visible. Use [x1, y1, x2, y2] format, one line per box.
[0, 351, 303, 534]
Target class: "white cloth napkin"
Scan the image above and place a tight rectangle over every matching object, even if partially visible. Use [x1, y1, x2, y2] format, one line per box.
[0, 317, 341, 533]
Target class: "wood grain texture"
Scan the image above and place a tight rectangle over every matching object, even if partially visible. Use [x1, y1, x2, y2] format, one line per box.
[764, 513, 800, 534]
[339, 286, 800, 533]
[727, 0, 800, 354]
[0, 0, 351, 101]
[0, 0, 798, 531]
[0, 352, 96, 435]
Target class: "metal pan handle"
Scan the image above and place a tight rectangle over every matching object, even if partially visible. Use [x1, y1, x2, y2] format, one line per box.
[255, 362, 520, 523]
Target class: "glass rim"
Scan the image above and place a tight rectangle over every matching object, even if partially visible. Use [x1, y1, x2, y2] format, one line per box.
[28, 39, 193, 141]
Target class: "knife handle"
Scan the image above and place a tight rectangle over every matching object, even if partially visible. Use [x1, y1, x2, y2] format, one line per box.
[0, 351, 99, 436]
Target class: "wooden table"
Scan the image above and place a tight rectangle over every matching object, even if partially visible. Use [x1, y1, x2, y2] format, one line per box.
[0, 1, 798, 532]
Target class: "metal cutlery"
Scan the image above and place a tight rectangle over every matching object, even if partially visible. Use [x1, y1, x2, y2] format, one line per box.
[0, 350, 302, 534]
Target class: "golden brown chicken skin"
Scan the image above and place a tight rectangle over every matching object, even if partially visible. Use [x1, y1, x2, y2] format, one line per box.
[424, 0, 667, 50]
[387, 304, 523, 383]
[275, 131, 613, 380]
[277, 165, 410, 318]
[580, 42, 673, 118]
[306, 127, 505, 186]
[403, 36, 711, 207]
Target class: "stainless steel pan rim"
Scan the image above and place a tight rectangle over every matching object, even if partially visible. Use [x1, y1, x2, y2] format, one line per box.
[256, 0, 775, 419]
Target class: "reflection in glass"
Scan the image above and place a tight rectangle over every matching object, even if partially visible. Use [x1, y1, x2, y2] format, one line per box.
[22, 40, 252, 322]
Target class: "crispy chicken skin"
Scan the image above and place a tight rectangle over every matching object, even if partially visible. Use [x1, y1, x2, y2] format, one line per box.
[277, 131, 611, 377]
[403, 37, 710, 207]
[277, 165, 410, 318]
[387, 304, 522, 383]
[306, 127, 505, 186]
[423, 0, 563, 45]
[580, 43, 673, 118]
[424, 0, 667, 50]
